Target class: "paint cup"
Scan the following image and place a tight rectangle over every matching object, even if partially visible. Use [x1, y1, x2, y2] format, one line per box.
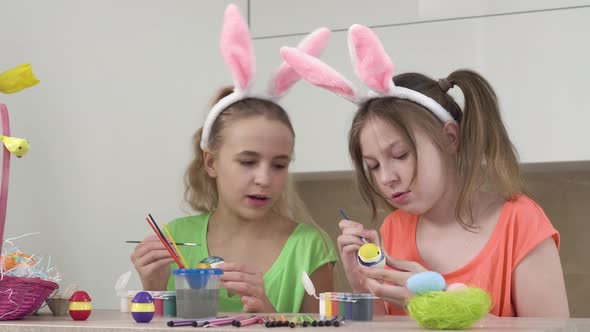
[319, 292, 375, 321]
[173, 268, 223, 319]
[46, 298, 69, 316]
[153, 291, 164, 316]
[350, 293, 374, 321]
[157, 291, 177, 317]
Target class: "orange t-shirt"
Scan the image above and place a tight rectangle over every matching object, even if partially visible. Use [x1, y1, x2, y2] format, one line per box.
[380, 195, 559, 317]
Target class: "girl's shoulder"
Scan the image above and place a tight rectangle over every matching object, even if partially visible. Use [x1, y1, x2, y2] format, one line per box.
[291, 222, 330, 241]
[498, 194, 560, 268]
[499, 194, 552, 227]
[288, 223, 337, 257]
[382, 208, 416, 233]
[506, 194, 545, 213]
[167, 212, 211, 231]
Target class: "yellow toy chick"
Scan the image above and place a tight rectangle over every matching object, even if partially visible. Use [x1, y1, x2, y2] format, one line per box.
[0, 63, 40, 94]
[0, 135, 30, 158]
[357, 243, 385, 268]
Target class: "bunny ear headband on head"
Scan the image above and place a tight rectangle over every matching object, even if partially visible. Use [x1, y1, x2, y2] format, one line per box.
[280, 24, 456, 124]
[200, 4, 331, 149]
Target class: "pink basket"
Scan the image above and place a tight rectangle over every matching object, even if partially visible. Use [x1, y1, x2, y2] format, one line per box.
[0, 104, 59, 320]
[0, 275, 59, 320]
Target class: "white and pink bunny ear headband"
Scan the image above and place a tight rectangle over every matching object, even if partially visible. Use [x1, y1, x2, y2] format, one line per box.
[280, 24, 456, 124]
[200, 4, 331, 149]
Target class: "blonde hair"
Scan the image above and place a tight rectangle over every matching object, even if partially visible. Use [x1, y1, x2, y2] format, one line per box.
[349, 70, 522, 228]
[184, 86, 314, 224]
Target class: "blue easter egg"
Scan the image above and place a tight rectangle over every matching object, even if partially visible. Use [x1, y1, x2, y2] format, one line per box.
[406, 271, 446, 294]
[200, 256, 225, 268]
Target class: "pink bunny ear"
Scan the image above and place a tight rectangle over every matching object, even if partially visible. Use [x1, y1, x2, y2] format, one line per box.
[269, 28, 331, 99]
[280, 46, 358, 102]
[348, 24, 394, 95]
[220, 4, 255, 92]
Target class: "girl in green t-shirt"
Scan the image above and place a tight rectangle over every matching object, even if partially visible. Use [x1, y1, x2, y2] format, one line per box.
[132, 5, 336, 313]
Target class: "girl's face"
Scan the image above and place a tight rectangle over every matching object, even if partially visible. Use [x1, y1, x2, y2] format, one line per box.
[359, 116, 453, 215]
[206, 116, 294, 220]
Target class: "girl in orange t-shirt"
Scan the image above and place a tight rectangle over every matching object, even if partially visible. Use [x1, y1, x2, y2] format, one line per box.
[280, 24, 569, 317]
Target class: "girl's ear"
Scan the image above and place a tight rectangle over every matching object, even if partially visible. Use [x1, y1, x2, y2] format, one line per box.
[442, 121, 460, 154]
[203, 150, 218, 178]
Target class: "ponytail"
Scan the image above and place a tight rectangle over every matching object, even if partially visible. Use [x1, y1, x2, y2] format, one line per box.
[448, 70, 522, 224]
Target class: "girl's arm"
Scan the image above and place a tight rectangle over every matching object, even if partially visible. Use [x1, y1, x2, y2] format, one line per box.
[300, 263, 334, 313]
[512, 238, 569, 317]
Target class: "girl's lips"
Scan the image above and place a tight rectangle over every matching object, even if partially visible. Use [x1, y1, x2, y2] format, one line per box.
[391, 191, 410, 205]
[246, 195, 269, 207]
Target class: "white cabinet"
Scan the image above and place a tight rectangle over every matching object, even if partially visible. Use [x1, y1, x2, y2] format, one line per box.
[253, 6, 590, 173]
[250, 0, 590, 37]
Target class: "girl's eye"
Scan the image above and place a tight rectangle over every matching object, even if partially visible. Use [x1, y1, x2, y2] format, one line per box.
[394, 152, 408, 160]
[239, 160, 256, 166]
[273, 163, 288, 170]
[367, 163, 379, 171]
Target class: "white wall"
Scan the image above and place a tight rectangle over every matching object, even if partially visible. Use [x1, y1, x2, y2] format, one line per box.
[0, 0, 246, 309]
[0, 1, 589, 308]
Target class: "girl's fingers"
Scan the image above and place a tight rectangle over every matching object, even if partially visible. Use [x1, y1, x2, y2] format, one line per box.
[364, 277, 412, 304]
[385, 256, 427, 273]
[361, 266, 412, 286]
[134, 249, 172, 268]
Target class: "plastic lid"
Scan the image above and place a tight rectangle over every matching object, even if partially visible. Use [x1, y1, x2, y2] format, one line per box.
[173, 268, 223, 276]
[343, 293, 377, 299]
[153, 291, 176, 299]
[301, 271, 318, 299]
[319, 292, 377, 300]
[115, 271, 131, 291]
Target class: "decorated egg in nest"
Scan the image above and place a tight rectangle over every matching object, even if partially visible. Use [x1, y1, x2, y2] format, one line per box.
[407, 271, 446, 294]
[131, 291, 155, 323]
[406, 272, 492, 330]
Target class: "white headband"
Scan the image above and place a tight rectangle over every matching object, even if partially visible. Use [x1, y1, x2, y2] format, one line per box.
[200, 4, 331, 149]
[280, 24, 456, 124]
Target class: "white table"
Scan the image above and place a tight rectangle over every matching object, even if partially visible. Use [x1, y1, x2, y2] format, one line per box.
[0, 310, 589, 331]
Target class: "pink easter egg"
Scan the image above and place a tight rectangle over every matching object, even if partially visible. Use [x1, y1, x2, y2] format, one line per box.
[446, 283, 469, 292]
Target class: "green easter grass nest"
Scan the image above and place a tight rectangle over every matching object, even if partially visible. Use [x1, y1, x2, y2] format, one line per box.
[406, 287, 492, 330]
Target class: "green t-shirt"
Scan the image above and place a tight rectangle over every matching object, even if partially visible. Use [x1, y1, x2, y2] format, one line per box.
[166, 213, 337, 313]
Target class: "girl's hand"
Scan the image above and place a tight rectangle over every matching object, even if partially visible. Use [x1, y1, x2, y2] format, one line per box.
[130, 235, 174, 290]
[219, 262, 276, 313]
[360, 255, 427, 308]
[336, 219, 379, 293]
